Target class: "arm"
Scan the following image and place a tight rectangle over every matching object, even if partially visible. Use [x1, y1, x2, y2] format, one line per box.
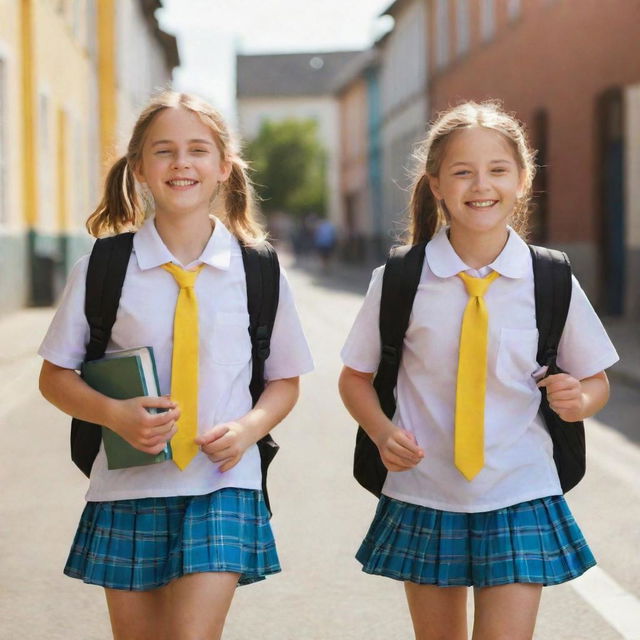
[537, 370, 610, 422]
[196, 376, 300, 472]
[39, 360, 179, 454]
[338, 365, 423, 471]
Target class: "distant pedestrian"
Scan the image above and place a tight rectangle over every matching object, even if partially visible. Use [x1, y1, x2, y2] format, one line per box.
[38, 91, 313, 640]
[314, 217, 337, 270]
[339, 101, 618, 639]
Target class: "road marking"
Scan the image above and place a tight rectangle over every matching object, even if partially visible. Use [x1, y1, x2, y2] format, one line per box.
[571, 566, 640, 639]
[586, 417, 640, 494]
[0, 358, 40, 420]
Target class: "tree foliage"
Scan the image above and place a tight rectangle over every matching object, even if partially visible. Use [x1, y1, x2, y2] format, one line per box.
[246, 119, 327, 217]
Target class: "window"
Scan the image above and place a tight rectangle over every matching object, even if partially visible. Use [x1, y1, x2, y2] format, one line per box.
[481, 0, 496, 42]
[0, 58, 6, 224]
[456, 0, 470, 56]
[435, 0, 449, 69]
[507, 0, 522, 22]
[38, 91, 55, 231]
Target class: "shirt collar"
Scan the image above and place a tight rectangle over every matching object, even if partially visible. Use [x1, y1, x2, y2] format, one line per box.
[133, 215, 232, 271]
[425, 226, 530, 279]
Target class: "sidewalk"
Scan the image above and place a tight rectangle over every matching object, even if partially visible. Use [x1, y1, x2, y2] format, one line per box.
[601, 317, 640, 388]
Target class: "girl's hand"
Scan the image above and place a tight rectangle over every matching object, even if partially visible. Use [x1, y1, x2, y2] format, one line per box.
[374, 425, 424, 472]
[106, 396, 180, 454]
[196, 422, 252, 473]
[538, 373, 585, 422]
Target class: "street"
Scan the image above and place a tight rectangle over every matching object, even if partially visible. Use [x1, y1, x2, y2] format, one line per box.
[1, 261, 639, 639]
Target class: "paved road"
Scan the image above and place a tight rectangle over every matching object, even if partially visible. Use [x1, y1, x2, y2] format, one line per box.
[1, 262, 639, 639]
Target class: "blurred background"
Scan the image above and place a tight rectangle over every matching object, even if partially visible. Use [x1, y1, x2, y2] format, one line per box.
[1, 0, 639, 322]
[1, 3, 640, 638]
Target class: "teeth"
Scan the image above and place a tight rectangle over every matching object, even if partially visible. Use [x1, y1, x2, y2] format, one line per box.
[467, 200, 495, 207]
[169, 179, 197, 186]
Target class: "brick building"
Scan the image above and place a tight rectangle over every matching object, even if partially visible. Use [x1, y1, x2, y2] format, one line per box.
[427, 0, 640, 316]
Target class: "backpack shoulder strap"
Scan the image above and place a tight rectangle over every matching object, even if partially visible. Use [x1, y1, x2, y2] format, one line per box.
[529, 244, 572, 369]
[240, 241, 280, 405]
[374, 242, 427, 418]
[84, 232, 135, 362]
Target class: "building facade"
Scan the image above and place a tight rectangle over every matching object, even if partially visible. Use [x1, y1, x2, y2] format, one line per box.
[0, 0, 177, 317]
[236, 51, 361, 235]
[427, 0, 640, 316]
[377, 0, 430, 250]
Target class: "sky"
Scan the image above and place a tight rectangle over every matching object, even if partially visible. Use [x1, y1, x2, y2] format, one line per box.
[156, 0, 393, 121]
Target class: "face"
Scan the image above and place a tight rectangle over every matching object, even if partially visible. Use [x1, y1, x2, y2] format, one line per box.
[134, 106, 231, 220]
[428, 126, 525, 237]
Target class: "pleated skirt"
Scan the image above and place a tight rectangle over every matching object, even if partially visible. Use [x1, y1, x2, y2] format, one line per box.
[64, 488, 280, 590]
[356, 494, 595, 587]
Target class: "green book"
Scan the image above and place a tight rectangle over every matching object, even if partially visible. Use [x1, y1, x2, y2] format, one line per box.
[81, 346, 172, 470]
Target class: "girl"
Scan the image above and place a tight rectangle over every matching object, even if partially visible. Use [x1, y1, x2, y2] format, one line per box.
[339, 101, 618, 639]
[38, 91, 313, 640]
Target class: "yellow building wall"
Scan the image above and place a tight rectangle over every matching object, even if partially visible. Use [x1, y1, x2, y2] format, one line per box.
[0, 0, 24, 232]
[33, 0, 95, 234]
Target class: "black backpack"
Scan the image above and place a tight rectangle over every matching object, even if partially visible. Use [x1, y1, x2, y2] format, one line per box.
[353, 242, 585, 497]
[70, 231, 281, 514]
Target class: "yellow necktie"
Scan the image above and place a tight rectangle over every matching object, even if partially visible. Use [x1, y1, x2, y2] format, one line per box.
[162, 262, 205, 470]
[455, 270, 500, 481]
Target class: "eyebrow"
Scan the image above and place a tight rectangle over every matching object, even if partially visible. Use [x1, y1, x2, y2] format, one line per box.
[150, 138, 214, 147]
[448, 159, 514, 168]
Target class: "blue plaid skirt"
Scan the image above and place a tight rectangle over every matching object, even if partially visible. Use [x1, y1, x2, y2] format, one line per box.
[356, 495, 595, 587]
[64, 488, 280, 590]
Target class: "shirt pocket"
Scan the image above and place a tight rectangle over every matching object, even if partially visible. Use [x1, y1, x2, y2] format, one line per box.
[206, 311, 251, 366]
[495, 328, 539, 385]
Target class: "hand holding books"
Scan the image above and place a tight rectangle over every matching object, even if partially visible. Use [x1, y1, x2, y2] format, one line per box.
[81, 346, 178, 469]
[106, 395, 180, 456]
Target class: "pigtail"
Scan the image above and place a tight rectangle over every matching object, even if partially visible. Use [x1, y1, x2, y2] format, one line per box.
[407, 173, 444, 245]
[223, 159, 266, 245]
[86, 156, 142, 237]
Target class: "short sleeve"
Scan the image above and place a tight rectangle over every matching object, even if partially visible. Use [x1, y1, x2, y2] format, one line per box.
[556, 274, 619, 380]
[38, 255, 91, 370]
[340, 266, 384, 373]
[264, 266, 314, 380]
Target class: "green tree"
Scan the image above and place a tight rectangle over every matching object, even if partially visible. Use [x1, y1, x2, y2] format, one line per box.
[246, 119, 327, 217]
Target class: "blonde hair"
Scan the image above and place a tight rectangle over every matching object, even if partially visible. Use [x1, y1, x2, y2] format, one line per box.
[86, 91, 265, 244]
[407, 100, 537, 244]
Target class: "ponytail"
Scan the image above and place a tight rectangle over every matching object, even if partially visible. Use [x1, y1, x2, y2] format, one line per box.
[223, 159, 266, 244]
[86, 157, 143, 237]
[406, 173, 444, 245]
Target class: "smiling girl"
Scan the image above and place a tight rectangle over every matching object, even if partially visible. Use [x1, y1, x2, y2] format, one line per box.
[38, 92, 313, 640]
[339, 101, 618, 639]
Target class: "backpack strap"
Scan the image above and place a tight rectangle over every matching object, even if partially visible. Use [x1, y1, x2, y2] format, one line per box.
[374, 243, 428, 416]
[529, 244, 585, 493]
[529, 245, 572, 372]
[71, 232, 134, 477]
[353, 242, 427, 497]
[240, 241, 281, 514]
[85, 233, 135, 361]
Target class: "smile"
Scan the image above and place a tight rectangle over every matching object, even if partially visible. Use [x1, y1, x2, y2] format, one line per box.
[465, 200, 498, 208]
[166, 179, 198, 187]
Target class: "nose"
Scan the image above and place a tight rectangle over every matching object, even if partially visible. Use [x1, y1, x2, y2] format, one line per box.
[471, 171, 491, 192]
[171, 151, 191, 170]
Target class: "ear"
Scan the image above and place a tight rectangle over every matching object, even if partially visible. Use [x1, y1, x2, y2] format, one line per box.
[218, 158, 232, 183]
[427, 174, 442, 201]
[516, 169, 526, 199]
[133, 161, 146, 185]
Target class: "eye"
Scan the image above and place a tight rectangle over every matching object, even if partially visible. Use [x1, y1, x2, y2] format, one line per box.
[191, 148, 209, 154]
[154, 149, 171, 155]
[492, 167, 507, 174]
[454, 170, 470, 176]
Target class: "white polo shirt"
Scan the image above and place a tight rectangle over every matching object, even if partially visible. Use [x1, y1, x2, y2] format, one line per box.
[39, 216, 314, 501]
[341, 227, 619, 513]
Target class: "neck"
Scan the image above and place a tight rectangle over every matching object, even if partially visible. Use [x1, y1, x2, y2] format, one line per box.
[448, 225, 509, 270]
[154, 211, 214, 266]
